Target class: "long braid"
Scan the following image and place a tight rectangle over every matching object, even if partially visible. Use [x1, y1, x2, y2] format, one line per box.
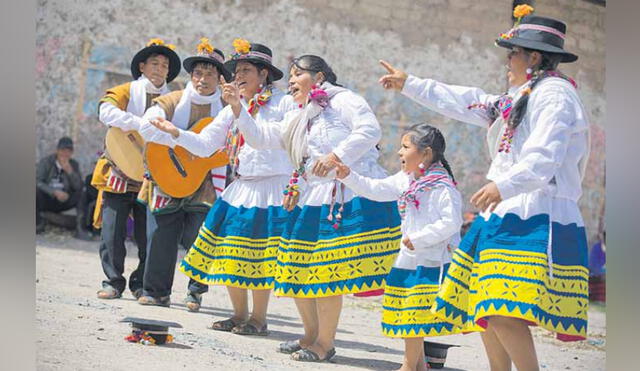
[440, 156, 456, 183]
[508, 50, 563, 129]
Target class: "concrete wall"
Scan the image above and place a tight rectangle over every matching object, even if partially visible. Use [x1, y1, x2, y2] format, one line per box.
[36, 0, 605, 242]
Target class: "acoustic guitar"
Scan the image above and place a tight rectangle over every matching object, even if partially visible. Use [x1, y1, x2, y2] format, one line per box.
[145, 117, 229, 198]
[104, 127, 146, 182]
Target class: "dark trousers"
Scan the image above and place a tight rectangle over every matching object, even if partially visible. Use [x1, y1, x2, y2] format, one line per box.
[98, 191, 147, 293]
[36, 188, 80, 225]
[77, 174, 99, 231]
[143, 208, 208, 298]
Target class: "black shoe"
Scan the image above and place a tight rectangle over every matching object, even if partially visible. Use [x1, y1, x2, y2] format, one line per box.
[74, 228, 93, 241]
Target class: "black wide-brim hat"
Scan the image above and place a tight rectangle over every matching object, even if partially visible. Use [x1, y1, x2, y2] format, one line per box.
[224, 42, 284, 81]
[121, 317, 182, 345]
[130, 44, 181, 83]
[495, 15, 578, 63]
[183, 47, 233, 82]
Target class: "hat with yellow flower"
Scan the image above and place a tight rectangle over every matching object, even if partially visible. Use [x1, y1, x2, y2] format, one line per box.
[131, 38, 181, 82]
[224, 39, 283, 81]
[496, 5, 578, 63]
[183, 37, 232, 82]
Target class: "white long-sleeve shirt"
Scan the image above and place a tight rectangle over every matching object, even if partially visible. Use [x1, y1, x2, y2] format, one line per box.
[98, 78, 169, 131]
[341, 170, 463, 268]
[236, 88, 386, 184]
[170, 88, 295, 177]
[99, 102, 146, 131]
[401, 74, 590, 203]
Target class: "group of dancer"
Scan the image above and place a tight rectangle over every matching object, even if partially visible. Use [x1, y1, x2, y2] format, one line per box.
[93, 6, 591, 370]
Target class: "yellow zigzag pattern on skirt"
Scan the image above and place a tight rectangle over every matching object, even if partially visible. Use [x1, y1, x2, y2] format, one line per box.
[382, 283, 464, 338]
[432, 248, 589, 338]
[180, 224, 278, 289]
[274, 226, 402, 298]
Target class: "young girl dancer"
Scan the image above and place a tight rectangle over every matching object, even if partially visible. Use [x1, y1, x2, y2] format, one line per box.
[334, 123, 463, 371]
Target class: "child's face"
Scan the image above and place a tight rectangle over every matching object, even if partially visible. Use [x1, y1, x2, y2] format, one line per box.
[398, 134, 431, 176]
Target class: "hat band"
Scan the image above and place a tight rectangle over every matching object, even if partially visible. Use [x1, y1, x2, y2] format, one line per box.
[236, 51, 272, 63]
[516, 24, 565, 40]
[197, 52, 224, 64]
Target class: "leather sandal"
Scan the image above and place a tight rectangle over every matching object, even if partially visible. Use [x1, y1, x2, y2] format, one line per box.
[184, 292, 202, 312]
[97, 286, 121, 299]
[231, 320, 269, 336]
[278, 340, 303, 354]
[291, 347, 336, 362]
[209, 317, 244, 332]
[137, 295, 170, 307]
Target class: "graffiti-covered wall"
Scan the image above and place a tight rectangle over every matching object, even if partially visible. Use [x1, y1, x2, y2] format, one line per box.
[36, 0, 605, 242]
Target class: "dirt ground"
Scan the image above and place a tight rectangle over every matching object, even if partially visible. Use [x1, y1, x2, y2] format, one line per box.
[36, 227, 605, 371]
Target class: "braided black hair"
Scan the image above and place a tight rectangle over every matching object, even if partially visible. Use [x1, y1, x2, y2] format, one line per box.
[290, 55, 342, 86]
[404, 123, 455, 182]
[507, 49, 564, 129]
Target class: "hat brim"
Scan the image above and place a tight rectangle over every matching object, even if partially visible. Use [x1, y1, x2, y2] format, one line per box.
[183, 56, 233, 82]
[224, 58, 284, 81]
[495, 37, 578, 63]
[131, 45, 181, 83]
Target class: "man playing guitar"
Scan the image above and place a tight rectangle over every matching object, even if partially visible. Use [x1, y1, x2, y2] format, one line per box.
[93, 38, 180, 300]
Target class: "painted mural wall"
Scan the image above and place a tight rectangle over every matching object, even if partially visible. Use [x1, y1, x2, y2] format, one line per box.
[36, 0, 605, 242]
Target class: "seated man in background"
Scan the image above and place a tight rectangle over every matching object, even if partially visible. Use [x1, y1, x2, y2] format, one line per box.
[36, 136, 88, 239]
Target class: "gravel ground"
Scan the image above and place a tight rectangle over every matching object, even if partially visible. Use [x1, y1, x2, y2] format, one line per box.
[36, 228, 605, 371]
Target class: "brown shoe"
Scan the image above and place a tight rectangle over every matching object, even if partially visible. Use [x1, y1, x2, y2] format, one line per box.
[184, 292, 202, 312]
[97, 286, 121, 299]
[137, 295, 170, 307]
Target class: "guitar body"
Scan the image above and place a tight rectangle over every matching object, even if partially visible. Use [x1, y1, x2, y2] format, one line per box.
[145, 117, 229, 198]
[104, 127, 146, 182]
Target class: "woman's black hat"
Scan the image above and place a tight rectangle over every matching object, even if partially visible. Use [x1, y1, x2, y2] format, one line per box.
[224, 40, 283, 81]
[495, 15, 578, 63]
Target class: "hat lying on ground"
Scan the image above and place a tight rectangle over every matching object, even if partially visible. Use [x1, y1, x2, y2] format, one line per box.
[423, 341, 460, 369]
[120, 317, 182, 345]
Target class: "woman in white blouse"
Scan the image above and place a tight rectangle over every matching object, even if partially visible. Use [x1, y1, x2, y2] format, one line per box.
[334, 123, 463, 371]
[379, 13, 590, 371]
[148, 41, 295, 336]
[226, 55, 401, 362]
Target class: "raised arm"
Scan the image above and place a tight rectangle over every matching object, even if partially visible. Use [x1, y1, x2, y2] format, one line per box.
[401, 75, 497, 128]
[332, 92, 382, 165]
[234, 105, 286, 150]
[378, 60, 497, 128]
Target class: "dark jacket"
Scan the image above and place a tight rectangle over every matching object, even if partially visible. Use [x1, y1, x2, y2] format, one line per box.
[36, 154, 83, 196]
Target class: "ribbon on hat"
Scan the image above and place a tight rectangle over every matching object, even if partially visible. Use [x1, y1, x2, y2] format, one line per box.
[196, 37, 224, 63]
